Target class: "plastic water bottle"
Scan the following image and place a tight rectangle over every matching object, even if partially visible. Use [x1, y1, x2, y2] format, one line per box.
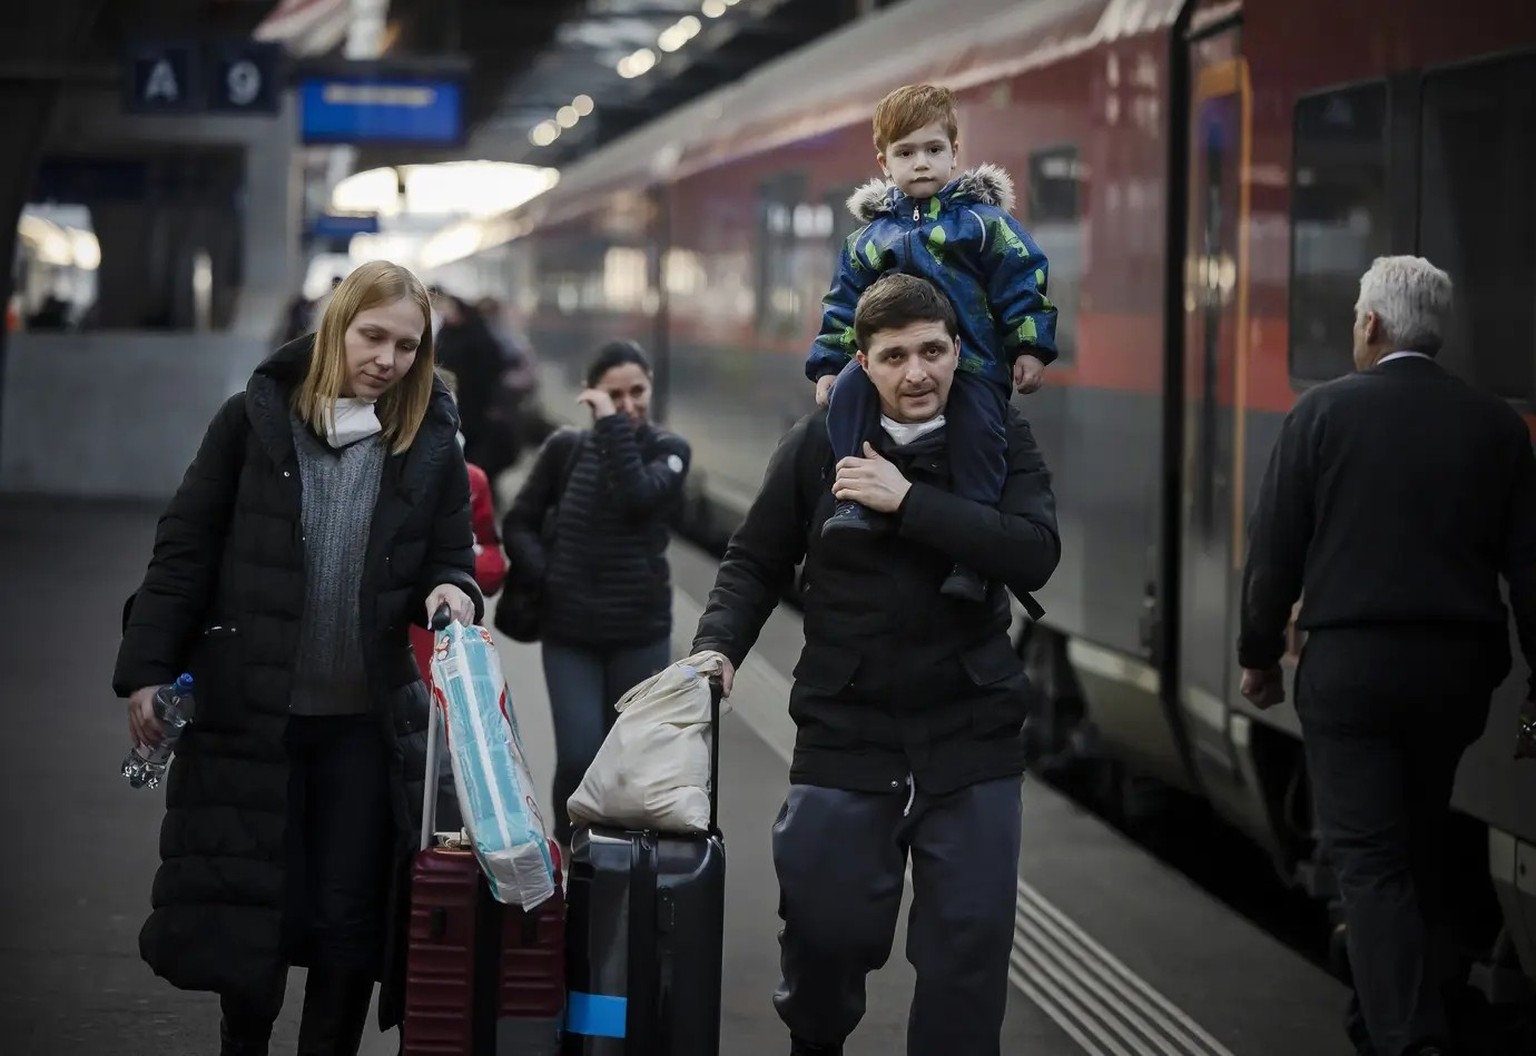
[121, 673, 195, 790]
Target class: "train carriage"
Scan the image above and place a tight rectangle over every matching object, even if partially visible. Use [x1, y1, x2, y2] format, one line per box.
[441, 0, 1536, 989]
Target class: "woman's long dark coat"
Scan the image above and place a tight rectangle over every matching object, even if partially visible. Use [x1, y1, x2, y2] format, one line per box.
[113, 336, 483, 1025]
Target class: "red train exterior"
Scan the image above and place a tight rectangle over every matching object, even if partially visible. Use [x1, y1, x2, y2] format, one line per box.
[448, 0, 1536, 985]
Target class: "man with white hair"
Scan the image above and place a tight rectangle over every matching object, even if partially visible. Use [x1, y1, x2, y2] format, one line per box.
[1238, 255, 1536, 1056]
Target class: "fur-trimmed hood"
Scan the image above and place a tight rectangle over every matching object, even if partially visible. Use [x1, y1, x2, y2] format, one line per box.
[846, 162, 1017, 222]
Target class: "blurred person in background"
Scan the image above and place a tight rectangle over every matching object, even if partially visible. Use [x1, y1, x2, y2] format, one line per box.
[434, 291, 513, 481]
[498, 340, 691, 865]
[410, 366, 508, 687]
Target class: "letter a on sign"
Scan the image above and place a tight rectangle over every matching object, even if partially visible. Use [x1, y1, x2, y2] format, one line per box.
[144, 59, 180, 101]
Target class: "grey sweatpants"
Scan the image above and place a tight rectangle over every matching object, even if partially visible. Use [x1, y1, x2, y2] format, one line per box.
[771, 776, 1024, 1055]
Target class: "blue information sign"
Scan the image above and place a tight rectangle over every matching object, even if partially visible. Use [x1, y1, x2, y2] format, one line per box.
[311, 213, 382, 239]
[299, 77, 464, 146]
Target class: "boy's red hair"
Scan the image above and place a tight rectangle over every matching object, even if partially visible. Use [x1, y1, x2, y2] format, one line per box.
[872, 84, 959, 151]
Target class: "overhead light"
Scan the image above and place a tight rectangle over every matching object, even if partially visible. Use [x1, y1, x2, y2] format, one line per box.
[529, 120, 560, 146]
[659, 15, 703, 51]
[617, 47, 657, 78]
[702, 0, 726, 16]
[572, 94, 594, 116]
[420, 221, 484, 270]
[331, 166, 404, 217]
[556, 105, 579, 128]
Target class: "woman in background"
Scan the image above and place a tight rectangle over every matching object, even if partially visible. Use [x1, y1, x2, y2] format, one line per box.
[500, 340, 691, 863]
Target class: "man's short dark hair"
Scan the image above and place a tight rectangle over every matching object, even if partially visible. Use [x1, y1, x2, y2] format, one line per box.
[853, 274, 958, 352]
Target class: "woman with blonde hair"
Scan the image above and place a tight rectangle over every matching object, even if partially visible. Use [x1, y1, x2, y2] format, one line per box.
[114, 260, 482, 1055]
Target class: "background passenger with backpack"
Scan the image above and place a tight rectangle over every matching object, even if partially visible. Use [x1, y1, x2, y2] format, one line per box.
[497, 340, 692, 865]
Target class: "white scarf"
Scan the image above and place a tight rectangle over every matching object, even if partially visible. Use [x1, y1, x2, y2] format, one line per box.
[326, 397, 383, 449]
[880, 413, 946, 447]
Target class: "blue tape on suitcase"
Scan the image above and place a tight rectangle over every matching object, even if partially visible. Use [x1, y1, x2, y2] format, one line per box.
[565, 992, 628, 1038]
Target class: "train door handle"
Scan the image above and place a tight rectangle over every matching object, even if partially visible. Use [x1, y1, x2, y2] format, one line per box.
[1139, 589, 1159, 655]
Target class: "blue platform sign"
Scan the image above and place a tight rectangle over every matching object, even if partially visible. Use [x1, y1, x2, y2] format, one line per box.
[125, 41, 201, 114]
[311, 213, 381, 239]
[299, 76, 464, 146]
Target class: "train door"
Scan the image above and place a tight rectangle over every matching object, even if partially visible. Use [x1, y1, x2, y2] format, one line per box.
[1177, 25, 1251, 778]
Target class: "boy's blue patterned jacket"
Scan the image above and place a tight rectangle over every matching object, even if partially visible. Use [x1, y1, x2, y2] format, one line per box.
[805, 163, 1058, 388]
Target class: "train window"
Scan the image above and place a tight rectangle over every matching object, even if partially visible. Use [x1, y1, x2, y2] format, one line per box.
[755, 172, 807, 339]
[1418, 54, 1536, 401]
[826, 185, 864, 250]
[1288, 82, 1390, 384]
[1026, 146, 1083, 363]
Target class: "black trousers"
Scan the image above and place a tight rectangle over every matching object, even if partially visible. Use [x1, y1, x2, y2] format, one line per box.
[222, 714, 394, 1029]
[771, 777, 1024, 1055]
[1296, 627, 1503, 1056]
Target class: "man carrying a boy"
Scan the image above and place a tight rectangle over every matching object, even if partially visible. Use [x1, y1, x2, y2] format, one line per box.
[694, 273, 1060, 1056]
[808, 83, 1057, 603]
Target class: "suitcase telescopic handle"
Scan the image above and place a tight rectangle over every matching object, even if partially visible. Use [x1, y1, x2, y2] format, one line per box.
[419, 703, 445, 852]
[418, 606, 452, 851]
[708, 674, 723, 837]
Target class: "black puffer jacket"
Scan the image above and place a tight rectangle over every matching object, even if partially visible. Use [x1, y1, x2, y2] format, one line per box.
[502, 414, 690, 647]
[112, 336, 482, 1025]
[693, 407, 1059, 794]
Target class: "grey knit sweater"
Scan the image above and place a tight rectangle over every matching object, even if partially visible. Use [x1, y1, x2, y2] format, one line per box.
[289, 416, 386, 716]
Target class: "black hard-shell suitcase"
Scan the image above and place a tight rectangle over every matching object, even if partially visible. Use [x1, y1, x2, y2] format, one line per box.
[561, 678, 726, 1056]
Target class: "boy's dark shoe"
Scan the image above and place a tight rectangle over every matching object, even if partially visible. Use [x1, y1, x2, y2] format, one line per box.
[822, 500, 879, 537]
[941, 562, 988, 602]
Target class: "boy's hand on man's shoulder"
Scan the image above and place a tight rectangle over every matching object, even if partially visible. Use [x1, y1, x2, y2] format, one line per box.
[815, 375, 836, 407]
[1013, 354, 1046, 395]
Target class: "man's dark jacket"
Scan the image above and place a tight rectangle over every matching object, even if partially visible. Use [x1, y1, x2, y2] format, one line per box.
[1239, 354, 1536, 695]
[692, 406, 1060, 794]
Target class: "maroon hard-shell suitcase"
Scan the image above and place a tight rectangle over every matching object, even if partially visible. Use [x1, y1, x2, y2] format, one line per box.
[401, 661, 565, 1056]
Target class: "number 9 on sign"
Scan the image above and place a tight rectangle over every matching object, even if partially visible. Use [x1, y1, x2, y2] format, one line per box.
[226, 60, 262, 108]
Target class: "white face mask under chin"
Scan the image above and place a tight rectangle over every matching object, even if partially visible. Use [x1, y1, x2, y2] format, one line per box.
[326, 396, 383, 448]
[880, 413, 946, 446]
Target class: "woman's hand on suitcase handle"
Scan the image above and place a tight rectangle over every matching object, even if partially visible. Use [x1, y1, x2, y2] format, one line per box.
[425, 583, 475, 627]
[128, 686, 164, 747]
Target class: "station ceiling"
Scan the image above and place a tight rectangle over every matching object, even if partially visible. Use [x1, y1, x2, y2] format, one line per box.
[64, 0, 874, 169]
[377, 0, 866, 169]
